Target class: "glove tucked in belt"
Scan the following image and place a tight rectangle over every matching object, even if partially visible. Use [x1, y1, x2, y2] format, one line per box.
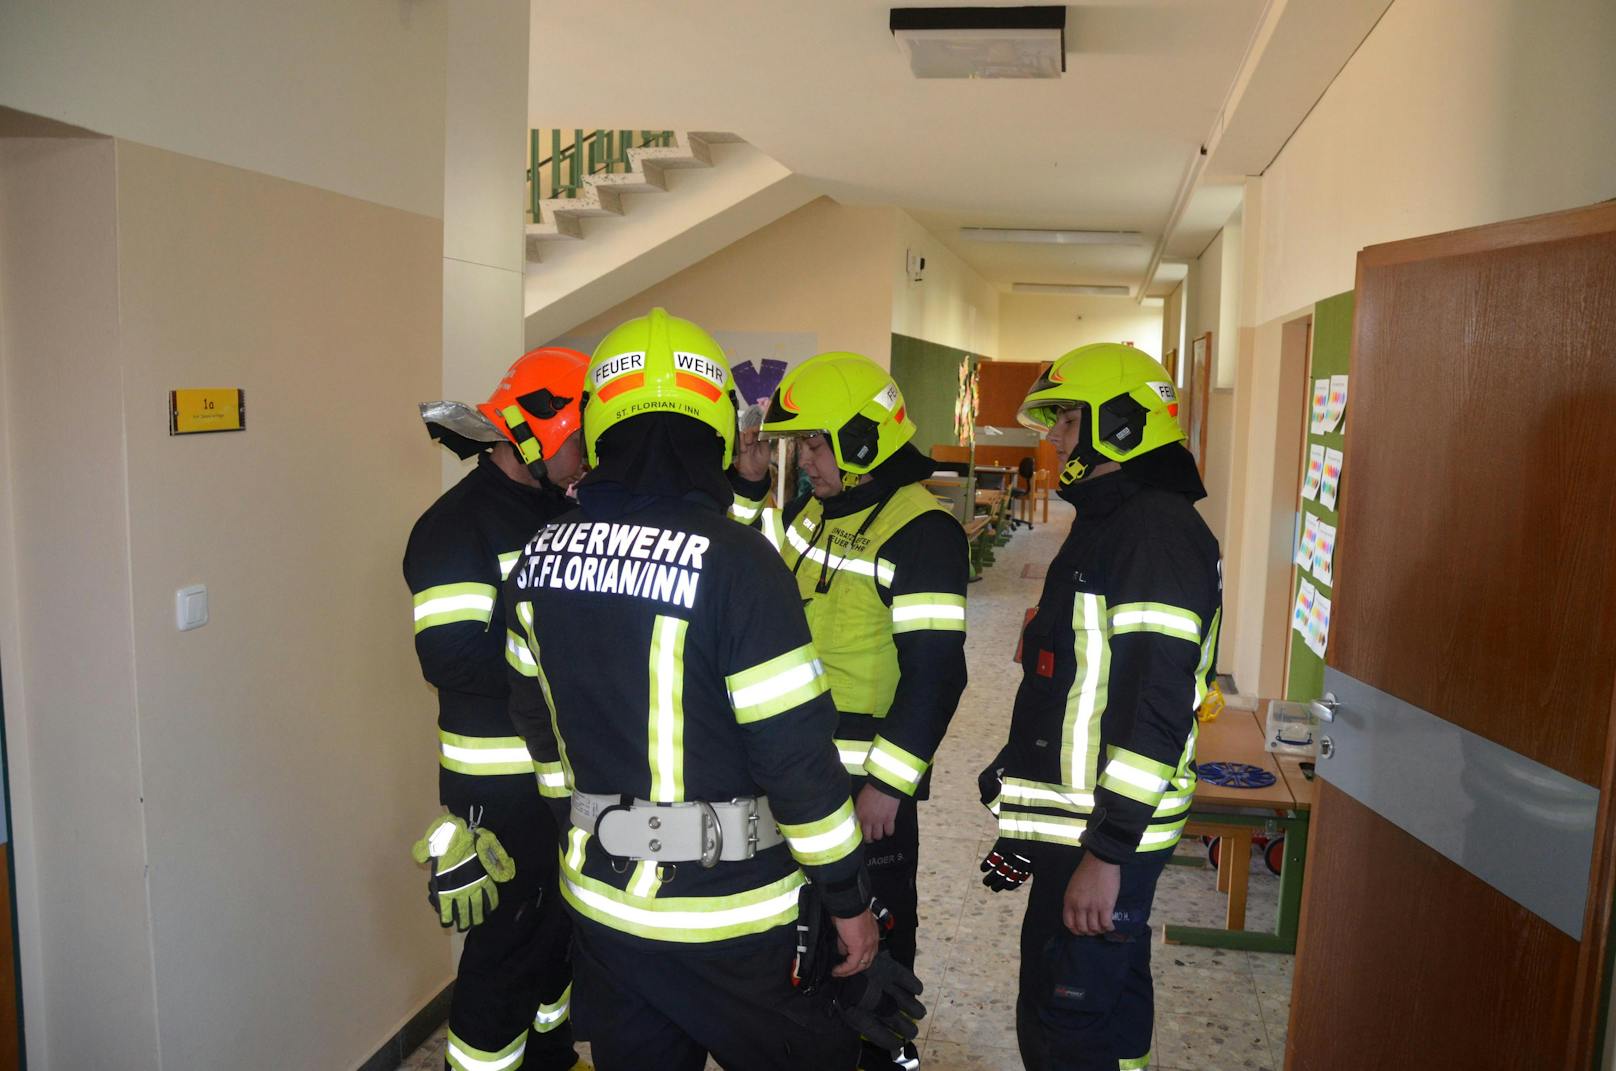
[792, 884, 926, 1052]
[411, 812, 515, 931]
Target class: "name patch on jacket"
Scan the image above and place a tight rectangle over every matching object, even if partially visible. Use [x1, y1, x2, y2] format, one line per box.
[514, 522, 707, 609]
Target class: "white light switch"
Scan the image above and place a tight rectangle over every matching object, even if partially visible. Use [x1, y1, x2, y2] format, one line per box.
[176, 585, 208, 631]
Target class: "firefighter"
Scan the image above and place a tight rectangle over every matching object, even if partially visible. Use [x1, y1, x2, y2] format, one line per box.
[403, 347, 587, 1071]
[729, 352, 969, 1071]
[503, 309, 925, 1071]
[977, 344, 1222, 1071]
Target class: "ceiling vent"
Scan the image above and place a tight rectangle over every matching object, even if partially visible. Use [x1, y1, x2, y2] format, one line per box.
[890, 6, 1066, 79]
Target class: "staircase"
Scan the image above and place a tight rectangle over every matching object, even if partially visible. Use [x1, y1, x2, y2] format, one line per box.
[525, 131, 746, 263]
[521, 129, 817, 347]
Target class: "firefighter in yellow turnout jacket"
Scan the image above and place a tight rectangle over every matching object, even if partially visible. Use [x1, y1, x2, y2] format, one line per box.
[980, 344, 1221, 1071]
[505, 310, 924, 1071]
[732, 353, 969, 1071]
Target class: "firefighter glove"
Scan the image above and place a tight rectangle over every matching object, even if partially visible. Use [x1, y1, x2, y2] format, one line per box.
[832, 950, 926, 1052]
[411, 814, 516, 931]
[980, 839, 1033, 892]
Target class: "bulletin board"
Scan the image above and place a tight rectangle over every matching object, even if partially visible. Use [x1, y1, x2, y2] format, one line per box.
[890, 333, 981, 458]
[1285, 290, 1354, 701]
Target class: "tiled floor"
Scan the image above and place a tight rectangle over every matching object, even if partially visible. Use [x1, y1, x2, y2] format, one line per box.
[403, 499, 1293, 1070]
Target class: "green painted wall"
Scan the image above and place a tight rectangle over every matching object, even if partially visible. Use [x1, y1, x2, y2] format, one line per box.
[1285, 290, 1354, 702]
[889, 333, 981, 458]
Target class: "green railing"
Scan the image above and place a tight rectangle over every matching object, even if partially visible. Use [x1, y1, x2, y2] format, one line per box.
[528, 130, 674, 222]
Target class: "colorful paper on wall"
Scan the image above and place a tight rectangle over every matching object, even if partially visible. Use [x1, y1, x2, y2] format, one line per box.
[1293, 578, 1317, 634]
[1319, 447, 1344, 510]
[1307, 591, 1333, 657]
[1301, 444, 1325, 501]
[1310, 379, 1331, 433]
[1324, 374, 1349, 432]
[1295, 513, 1320, 569]
[1312, 520, 1337, 587]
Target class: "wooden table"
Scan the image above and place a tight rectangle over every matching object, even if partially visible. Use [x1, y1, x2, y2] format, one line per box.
[1163, 701, 1313, 955]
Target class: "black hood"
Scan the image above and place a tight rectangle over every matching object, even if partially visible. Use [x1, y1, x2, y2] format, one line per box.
[1058, 442, 1205, 516]
[818, 441, 934, 519]
[576, 412, 732, 520]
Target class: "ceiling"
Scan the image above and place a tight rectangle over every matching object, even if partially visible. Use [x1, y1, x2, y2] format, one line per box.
[530, 1, 1382, 298]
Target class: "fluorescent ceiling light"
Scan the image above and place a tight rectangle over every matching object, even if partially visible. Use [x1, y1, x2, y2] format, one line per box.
[890, 6, 1065, 79]
[960, 227, 1145, 245]
[1012, 283, 1132, 296]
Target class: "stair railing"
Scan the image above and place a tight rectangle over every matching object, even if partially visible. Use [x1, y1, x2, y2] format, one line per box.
[528, 130, 674, 223]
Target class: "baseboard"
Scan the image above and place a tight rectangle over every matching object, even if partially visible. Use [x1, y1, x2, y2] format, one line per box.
[356, 982, 453, 1071]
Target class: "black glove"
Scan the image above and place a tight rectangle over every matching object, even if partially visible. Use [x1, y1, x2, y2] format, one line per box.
[833, 950, 926, 1053]
[980, 838, 1033, 892]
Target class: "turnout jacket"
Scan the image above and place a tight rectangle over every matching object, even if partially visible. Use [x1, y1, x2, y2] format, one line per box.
[730, 453, 969, 801]
[403, 455, 572, 807]
[504, 493, 864, 947]
[987, 447, 1221, 864]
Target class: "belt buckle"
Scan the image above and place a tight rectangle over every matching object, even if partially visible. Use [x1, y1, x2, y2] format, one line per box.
[696, 801, 723, 868]
[732, 796, 760, 860]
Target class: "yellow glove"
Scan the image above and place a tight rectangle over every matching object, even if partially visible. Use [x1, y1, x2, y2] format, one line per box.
[411, 814, 516, 931]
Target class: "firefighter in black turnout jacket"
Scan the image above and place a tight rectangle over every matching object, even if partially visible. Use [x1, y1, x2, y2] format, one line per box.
[403, 347, 587, 1071]
[981, 344, 1221, 1071]
[730, 352, 968, 1071]
[504, 309, 923, 1071]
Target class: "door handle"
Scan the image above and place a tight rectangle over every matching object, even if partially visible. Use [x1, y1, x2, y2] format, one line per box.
[1309, 693, 1338, 723]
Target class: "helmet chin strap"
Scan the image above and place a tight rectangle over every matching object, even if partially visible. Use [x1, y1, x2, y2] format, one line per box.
[841, 470, 861, 491]
[525, 457, 551, 484]
[1058, 416, 1110, 487]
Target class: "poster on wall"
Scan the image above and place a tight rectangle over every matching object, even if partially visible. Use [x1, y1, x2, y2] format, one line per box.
[1309, 378, 1331, 434]
[1324, 374, 1350, 432]
[1293, 578, 1317, 634]
[1189, 332, 1212, 475]
[1319, 447, 1344, 510]
[1301, 444, 1325, 501]
[1295, 512, 1320, 570]
[1312, 520, 1337, 586]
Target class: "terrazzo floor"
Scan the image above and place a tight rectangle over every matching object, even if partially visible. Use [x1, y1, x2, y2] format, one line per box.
[402, 498, 1293, 1071]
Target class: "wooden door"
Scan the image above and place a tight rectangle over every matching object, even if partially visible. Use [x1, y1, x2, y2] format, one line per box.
[1287, 202, 1616, 1069]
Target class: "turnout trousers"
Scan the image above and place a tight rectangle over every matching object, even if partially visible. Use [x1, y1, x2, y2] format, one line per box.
[570, 921, 860, 1071]
[1015, 849, 1168, 1071]
[445, 795, 577, 1071]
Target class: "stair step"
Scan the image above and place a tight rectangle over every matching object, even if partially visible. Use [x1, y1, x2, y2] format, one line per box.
[583, 168, 667, 195]
[526, 216, 582, 241]
[630, 135, 713, 171]
[540, 183, 623, 225]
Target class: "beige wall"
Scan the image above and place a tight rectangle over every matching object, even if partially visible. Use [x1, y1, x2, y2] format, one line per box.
[0, 135, 161, 1070]
[1221, 0, 1616, 695]
[998, 293, 1163, 364]
[117, 142, 448, 1069]
[1185, 230, 1235, 562]
[563, 196, 897, 365]
[0, 0, 449, 218]
[891, 211, 1000, 357]
[442, 0, 529, 486]
[1256, 0, 1616, 324]
[1161, 282, 1186, 384]
[0, 137, 448, 1069]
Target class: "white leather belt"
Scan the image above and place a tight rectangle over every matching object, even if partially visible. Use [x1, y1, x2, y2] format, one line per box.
[570, 792, 784, 867]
